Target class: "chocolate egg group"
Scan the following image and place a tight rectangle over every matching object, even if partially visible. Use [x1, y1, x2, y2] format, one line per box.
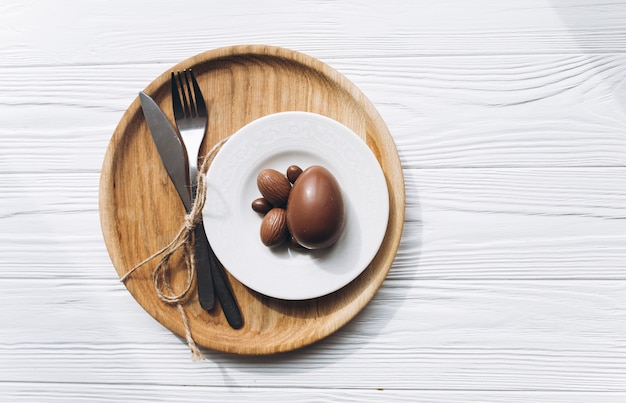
[286, 166, 345, 250]
[252, 165, 345, 250]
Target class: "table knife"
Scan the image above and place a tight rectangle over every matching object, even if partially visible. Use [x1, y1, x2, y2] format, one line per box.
[138, 91, 243, 329]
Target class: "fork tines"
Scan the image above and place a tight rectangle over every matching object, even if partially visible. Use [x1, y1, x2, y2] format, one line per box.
[171, 69, 207, 120]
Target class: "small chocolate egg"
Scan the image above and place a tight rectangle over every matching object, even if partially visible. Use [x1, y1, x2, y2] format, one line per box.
[286, 165, 345, 250]
[257, 169, 291, 208]
[251, 197, 273, 214]
[260, 208, 288, 247]
[286, 165, 303, 184]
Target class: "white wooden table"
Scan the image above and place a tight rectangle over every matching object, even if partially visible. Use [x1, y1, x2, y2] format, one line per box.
[1, 1, 625, 401]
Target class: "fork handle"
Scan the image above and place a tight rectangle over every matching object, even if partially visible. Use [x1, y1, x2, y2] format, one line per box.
[194, 222, 215, 311]
[209, 246, 244, 329]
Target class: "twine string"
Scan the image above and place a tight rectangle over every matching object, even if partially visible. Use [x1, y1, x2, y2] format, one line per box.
[119, 137, 229, 361]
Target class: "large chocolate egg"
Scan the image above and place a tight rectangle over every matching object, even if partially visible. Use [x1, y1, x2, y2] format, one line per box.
[286, 165, 345, 249]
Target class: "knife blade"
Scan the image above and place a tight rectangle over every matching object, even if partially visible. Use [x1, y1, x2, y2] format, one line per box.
[139, 91, 215, 311]
[139, 92, 243, 330]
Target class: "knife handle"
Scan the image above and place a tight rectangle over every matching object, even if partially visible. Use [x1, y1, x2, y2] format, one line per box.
[193, 222, 215, 311]
[209, 247, 244, 329]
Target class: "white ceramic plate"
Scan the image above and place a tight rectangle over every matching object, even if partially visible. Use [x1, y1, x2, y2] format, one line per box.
[203, 112, 389, 300]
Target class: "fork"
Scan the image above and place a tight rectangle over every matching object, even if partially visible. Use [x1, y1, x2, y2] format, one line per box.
[171, 69, 243, 329]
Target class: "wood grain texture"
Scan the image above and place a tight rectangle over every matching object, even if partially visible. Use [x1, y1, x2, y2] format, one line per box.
[2, 54, 625, 172]
[2, 0, 626, 67]
[1, 279, 626, 391]
[2, 0, 626, 401]
[5, 385, 626, 403]
[1, 169, 623, 281]
[99, 45, 405, 354]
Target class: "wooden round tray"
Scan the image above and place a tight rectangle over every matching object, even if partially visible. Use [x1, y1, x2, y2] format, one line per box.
[99, 45, 405, 355]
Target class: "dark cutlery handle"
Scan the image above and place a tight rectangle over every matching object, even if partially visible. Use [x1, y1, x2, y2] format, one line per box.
[209, 247, 244, 329]
[194, 222, 215, 311]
